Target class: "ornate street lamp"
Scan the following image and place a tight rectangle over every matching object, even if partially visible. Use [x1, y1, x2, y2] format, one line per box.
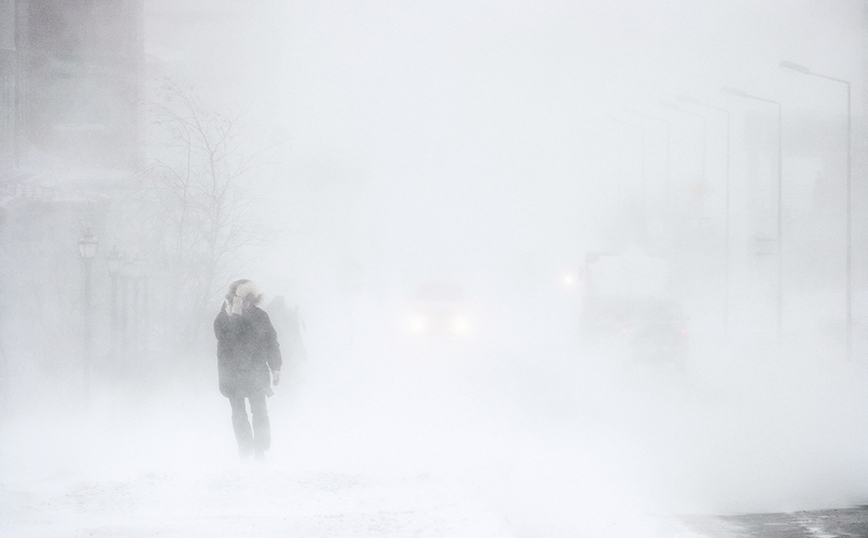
[125, 253, 150, 355]
[78, 230, 98, 259]
[78, 229, 98, 402]
[106, 246, 122, 274]
[106, 246, 123, 358]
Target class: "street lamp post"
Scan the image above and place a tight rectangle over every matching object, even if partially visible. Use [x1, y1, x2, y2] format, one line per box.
[723, 86, 783, 350]
[106, 246, 123, 360]
[661, 101, 709, 184]
[779, 60, 852, 360]
[77, 229, 98, 400]
[129, 255, 143, 353]
[677, 95, 732, 340]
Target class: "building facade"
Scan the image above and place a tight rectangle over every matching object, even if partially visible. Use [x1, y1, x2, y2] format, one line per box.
[0, 1, 144, 402]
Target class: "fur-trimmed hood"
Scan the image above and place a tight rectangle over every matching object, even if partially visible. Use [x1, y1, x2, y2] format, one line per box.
[225, 279, 264, 315]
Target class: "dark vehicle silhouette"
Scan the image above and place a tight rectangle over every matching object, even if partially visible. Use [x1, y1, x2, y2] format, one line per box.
[582, 296, 689, 362]
[618, 299, 688, 361]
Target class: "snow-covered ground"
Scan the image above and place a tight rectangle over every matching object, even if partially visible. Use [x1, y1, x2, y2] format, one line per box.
[2, 326, 868, 537]
[0, 461, 518, 537]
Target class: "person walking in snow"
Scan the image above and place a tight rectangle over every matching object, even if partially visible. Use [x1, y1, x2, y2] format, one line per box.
[214, 279, 282, 460]
[266, 295, 307, 373]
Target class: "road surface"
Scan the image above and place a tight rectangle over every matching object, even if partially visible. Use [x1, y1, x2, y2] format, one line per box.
[681, 507, 868, 537]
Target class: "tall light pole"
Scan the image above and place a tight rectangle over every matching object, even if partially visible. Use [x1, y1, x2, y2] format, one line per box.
[779, 60, 852, 360]
[723, 86, 783, 350]
[677, 95, 732, 340]
[77, 229, 98, 401]
[661, 102, 709, 189]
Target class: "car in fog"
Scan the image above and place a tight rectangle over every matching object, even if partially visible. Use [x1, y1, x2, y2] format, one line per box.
[405, 281, 473, 339]
[581, 297, 689, 363]
[618, 299, 688, 361]
[579, 249, 687, 363]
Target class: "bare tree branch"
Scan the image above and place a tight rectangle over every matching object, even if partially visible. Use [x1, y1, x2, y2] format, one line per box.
[138, 82, 271, 347]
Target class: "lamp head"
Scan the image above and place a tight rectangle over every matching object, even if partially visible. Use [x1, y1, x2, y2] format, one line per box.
[722, 86, 750, 98]
[779, 60, 812, 75]
[78, 229, 98, 259]
[106, 246, 123, 274]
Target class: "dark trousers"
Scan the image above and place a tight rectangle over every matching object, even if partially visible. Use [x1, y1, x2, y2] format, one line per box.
[228, 393, 270, 456]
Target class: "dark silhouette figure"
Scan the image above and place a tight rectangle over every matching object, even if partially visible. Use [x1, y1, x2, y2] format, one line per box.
[214, 280, 282, 459]
[266, 295, 306, 371]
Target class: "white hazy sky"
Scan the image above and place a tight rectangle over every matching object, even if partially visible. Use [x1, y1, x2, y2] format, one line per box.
[143, 0, 866, 290]
[144, 0, 865, 189]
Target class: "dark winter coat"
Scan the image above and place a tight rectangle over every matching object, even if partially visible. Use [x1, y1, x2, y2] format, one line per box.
[214, 306, 282, 398]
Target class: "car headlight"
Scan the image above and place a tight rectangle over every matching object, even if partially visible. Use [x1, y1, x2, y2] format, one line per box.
[410, 315, 427, 334]
[452, 316, 470, 334]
